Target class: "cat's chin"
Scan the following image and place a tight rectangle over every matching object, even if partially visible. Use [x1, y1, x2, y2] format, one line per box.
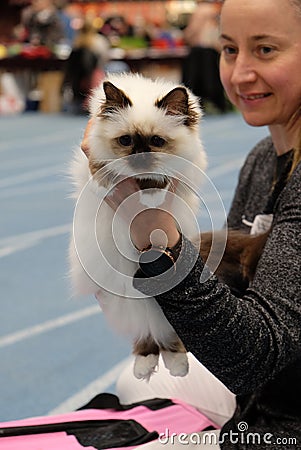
[136, 177, 171, 207]
[135, 176, 170, 190]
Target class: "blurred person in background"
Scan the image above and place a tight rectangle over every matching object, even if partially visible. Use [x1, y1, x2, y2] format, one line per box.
[101, 15, 134, 45]
[21, 0, 64, 48]
[182, 0, 227, 113]
[54, 0, 76, 47]
[62, 19, 110, 114]
[72, 19, 110, 70]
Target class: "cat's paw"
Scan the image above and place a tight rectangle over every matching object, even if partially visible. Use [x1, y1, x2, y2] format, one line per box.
[161, 351, 189, 377]
[133, 354, 159, 380]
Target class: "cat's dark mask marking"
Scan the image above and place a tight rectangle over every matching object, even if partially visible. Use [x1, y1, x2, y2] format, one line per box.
[130, 134, 152, 155]
[156, 87, 199, 128]
[99, 81, 133, 117]
[116, 133, 169, 187]
[128, 134, 166, 156]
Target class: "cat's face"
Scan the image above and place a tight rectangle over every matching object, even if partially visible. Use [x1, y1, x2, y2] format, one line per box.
[87, 75, 204, 189]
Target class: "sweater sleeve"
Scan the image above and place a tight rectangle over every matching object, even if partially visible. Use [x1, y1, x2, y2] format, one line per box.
[133, 162, 301, 396]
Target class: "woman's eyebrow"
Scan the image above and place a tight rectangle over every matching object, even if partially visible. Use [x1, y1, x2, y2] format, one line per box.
[220, 33, 278, 42]
[219, 33, 233, 41]
[252, 34, 274, 41]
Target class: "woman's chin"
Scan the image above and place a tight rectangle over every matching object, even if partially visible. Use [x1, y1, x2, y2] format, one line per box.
[241, 111, 270, 128]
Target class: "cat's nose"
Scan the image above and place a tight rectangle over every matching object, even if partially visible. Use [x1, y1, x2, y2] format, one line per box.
[131, 146, 151, 154]
[131, 134, 151, 154]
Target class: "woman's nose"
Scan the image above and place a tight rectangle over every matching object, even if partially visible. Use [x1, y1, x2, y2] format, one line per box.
[230, 55, 257, 85]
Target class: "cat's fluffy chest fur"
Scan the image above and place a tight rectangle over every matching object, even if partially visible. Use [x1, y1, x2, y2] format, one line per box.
[69, 73, 207, 379]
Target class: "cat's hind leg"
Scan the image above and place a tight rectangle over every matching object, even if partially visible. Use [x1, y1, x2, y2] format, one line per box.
[161, 339, 189, 377]
[133, 337, 160, 381]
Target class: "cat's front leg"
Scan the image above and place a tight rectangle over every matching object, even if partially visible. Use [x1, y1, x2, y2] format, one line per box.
[160, 338, 189, 377]
[133, 337, 160, 380]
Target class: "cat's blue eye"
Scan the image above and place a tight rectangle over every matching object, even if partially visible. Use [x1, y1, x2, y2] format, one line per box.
[118, 135, 133, 146]
[150, 135, 166, 147]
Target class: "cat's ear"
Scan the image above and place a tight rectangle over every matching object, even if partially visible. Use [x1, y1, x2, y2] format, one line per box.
[156, 87, 199, 127]
[99, 81, 132, 116]
[156, 87, 188, 116]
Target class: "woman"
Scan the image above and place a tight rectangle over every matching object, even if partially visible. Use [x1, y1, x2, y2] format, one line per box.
[82, 0, 301, 447]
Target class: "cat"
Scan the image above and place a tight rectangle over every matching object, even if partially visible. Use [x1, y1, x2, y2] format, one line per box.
[68, 73, 269, 380]
[69, 73, 207, 380]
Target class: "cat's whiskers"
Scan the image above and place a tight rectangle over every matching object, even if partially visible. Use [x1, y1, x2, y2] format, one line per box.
[89, 159, 116, 188]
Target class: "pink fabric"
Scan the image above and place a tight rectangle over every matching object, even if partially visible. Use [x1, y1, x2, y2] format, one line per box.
[0, 399, 217, 449]
[110, 399, 218, 450]
[0, 433, 95, 450]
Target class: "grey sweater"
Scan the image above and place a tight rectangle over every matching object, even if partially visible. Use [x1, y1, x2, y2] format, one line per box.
[134, 136, 301, 449]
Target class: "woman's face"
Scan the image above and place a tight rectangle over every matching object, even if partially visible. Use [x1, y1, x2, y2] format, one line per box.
[219, 0, 301, 129]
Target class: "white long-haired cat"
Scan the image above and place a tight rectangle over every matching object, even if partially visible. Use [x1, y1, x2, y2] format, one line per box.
[69, 73, 207, 380]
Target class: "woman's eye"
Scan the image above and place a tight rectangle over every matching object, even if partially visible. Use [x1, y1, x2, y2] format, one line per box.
[258, 46, 274, 56]
[118, 135, 132, 146]
[222, 46, 237, 56]
[150, 135, 166, 147]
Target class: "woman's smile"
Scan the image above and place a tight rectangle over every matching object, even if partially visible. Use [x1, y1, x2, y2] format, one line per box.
[237, 91, 272, 107]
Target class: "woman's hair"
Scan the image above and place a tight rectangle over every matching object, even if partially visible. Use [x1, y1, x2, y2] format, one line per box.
[276, 0, 301, 171]
[289, 0, 301, 16]
[222, 0, 301, 14]
[292, 131, 301, 172]
[286, 0, 301, 172]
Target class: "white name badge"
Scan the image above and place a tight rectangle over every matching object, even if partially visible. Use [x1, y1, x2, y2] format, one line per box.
[250, 214, 273, 235]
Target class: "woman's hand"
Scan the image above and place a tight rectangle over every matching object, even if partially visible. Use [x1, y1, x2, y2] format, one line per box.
[106, 178, 180, 251]
[81, 119, 93, 157]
